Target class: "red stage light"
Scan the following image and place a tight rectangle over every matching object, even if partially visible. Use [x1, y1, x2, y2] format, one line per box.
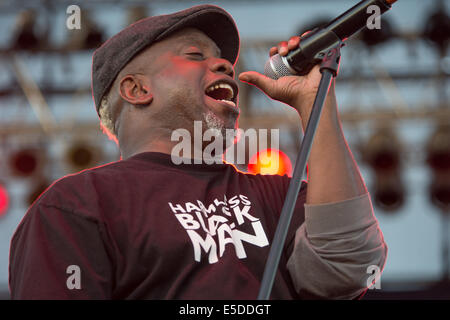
[247, 149, 293, 176]
[0, 183, 9, 218]
[10, 149, 39, 177]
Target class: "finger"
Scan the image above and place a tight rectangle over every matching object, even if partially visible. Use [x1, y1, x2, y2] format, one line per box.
[277, 41, 289, 56]
[300, 30, 311, 37]
[238, 71, 276, 96]
[269, 46, 278, 57]
[287, 36, 300, 51]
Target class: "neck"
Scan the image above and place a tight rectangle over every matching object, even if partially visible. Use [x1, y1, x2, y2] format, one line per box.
[119, 130, 225, 163]
[120, 129, 175, 160]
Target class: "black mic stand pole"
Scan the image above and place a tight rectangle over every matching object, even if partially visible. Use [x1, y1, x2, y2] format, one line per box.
[257, 43, 342, 300]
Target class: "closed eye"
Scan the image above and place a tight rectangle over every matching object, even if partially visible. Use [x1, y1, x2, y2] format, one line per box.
[186, 52, 205, 60]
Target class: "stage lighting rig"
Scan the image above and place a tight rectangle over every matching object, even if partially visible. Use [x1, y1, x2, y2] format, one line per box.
[65, 9, 104, 50]
[11, 9, 40, 51]
[27, 179, 50, 207]
[423, 0, 450, 55]
[64, 141, 101, 172]
[360, 17, 395, 47]
[9, 148, 42, 178]
[426, 124, 450, 212]
[363, 127, 405, 212]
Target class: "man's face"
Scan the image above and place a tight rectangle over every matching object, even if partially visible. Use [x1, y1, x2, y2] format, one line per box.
[138, 28, 239, 136]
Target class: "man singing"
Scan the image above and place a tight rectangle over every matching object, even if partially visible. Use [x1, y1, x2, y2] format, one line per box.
[9, 4, 387, 299]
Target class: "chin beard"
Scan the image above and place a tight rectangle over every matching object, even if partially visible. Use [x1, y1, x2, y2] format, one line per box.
[204, 110, 225, 131]
[203, 110, 237, 152]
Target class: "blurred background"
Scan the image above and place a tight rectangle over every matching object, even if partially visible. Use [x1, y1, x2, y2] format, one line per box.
[0, 0, 449, 299]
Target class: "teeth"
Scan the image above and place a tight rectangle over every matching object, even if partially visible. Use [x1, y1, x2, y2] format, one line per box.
[206, 82, 234, 101]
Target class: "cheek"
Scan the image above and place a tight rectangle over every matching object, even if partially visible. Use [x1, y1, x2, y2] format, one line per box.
[161, 58, 205, 85]
[153, 64, 205, 103]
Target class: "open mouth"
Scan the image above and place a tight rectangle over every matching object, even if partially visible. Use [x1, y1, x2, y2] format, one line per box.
[205, 81, 237, 108]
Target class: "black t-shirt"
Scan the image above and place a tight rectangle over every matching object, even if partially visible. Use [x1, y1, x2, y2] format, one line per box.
[9, 152, 307, 299]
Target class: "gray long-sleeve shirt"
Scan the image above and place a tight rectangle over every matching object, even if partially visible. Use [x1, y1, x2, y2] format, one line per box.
[288, 192, 387, 299]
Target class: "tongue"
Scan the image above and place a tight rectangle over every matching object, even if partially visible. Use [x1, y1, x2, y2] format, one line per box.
[219, 99, 236, 107]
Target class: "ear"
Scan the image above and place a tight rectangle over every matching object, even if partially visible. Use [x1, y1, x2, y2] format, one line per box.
[119, 74, 153, 106]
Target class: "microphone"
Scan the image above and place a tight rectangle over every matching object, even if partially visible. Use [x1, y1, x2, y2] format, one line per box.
[264, 0, 397, 79]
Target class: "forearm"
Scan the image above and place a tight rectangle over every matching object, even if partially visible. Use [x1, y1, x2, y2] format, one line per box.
[295, 81, 367, 205]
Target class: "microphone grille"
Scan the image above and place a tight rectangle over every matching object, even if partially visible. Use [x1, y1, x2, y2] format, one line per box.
[264, 54, 294, 80]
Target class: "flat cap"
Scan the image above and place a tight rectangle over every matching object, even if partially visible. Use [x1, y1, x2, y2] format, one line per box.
[91, 4, 240, 116]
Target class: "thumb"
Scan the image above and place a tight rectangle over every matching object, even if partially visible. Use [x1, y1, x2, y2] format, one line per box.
[239, 71, 276, 96]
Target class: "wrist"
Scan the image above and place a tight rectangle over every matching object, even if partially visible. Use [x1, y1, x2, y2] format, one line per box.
[292, 93, 316, 118]
[293, 80, 336, 112]
[295, 91, 339, 131]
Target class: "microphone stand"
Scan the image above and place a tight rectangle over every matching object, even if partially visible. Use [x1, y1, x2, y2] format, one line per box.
[257, 43, 342, 300]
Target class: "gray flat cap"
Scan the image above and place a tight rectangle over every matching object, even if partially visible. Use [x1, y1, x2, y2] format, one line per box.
[91, 4, 240, 116]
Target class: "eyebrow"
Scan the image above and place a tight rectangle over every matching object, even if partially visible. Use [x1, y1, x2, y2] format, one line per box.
[178, 36, 222, 58]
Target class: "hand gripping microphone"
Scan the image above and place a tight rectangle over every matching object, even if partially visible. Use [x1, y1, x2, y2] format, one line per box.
[264, 0, 397, 79]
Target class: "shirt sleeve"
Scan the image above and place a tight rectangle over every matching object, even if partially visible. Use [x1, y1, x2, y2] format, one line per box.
[9, 203, 114, 299]
[286, 192, 388, 299]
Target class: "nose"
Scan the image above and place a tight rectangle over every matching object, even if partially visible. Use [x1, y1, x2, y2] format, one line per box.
[209, 58, 235, 78]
